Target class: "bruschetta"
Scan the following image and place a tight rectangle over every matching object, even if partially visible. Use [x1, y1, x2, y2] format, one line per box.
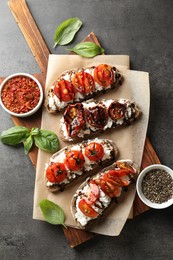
[59, 98, 141, 141]
[45, 64, 123, 112]
[71, 160, 139, 228]
[45, 138, 118, 192]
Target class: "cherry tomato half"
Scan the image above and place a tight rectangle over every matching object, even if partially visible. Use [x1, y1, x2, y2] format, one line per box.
[95, 176, 122, 197]
[84, 142, 104, 162]
[106, 183, 122, 197]
[103, 173, 122, 186]
[106, 169, 127, 178]
[64, 103, 85, 137]
[64, 150, 85, 171]
[46, 162, 68, 183]
[106, 170, 130, 187]
[108, 101, 126, 121]
[85, 104, 108, 129]
[54, 79, 75, 102]
[85, 183, 100, 205]
[94, 178, 111, 195]
[72, 71, 95, 94]
[94, 64, 114, 87]
[78, 198, 99, 218]
[116, 161, 135, 174]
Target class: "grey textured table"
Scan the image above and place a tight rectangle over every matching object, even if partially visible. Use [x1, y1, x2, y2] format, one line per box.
[0, 0, 173, 259]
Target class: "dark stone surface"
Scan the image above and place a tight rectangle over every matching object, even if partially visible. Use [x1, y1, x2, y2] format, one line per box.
[0, 0, 173, 259]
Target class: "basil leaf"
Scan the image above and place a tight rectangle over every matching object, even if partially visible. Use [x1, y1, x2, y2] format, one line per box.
[0, 126, 30, 145]
[67, 42, 105, 57]
[31, 127, 40, 136]
[33, 130, 59, 153]
[39, 199, 67, 228]
[53, 17, 82, 48]
[24, 135, 33, 154]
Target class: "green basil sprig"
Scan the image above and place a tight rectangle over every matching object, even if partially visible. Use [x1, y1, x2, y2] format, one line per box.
[53, 17, 82, 48]
[24, 135, 33, 155]
[39, 199, 67, 228]
[0, 126, 59, 154]
[0, 126, 30, 145]
[67, 42, 105, 57]
[32, 128, 59, 153]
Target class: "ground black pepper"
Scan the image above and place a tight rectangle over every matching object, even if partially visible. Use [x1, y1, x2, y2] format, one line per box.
[142, 169, 173, 204]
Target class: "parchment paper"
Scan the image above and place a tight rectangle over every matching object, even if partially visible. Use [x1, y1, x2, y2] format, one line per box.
[33, 55, 150, 236]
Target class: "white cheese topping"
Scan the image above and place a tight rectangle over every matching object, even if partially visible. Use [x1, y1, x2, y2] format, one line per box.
[60, 117, 73, 141]
[83, 101, 98, 109]
[47, 66, 120, 111]
[62, 73, 71, 81]
[50, 151, 66, 163]
[48, 89, 70, 110]
[75, 92, 84, 100]
[61, 99, 135, 140]
[46, 139, 114, 186]
[74, 185, 111, 226]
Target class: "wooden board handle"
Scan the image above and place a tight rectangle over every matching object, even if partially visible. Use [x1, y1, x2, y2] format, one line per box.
[8, 0, 50, 75]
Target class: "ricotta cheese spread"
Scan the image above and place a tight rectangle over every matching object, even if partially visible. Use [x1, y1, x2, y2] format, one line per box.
[74, 185, 111, 226]
[46, 139, 114, 187]
[47, 66, 121, 111]
[61, 98, 137, 140]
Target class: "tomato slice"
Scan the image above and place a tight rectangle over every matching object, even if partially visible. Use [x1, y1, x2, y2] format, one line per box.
[94, 64, 114, 87]
[103, 173, 122, 186]
[108, 185, 122, 197]
[54, 79, 75, 102]
[85, 183, 100, 205]
[46, 162, 68, 183]
[116, 161, 135, 174]
[94, 178, 110, 195]
[106, 177, 121, 187]
[119, 176, 130, 186]
[72, 71, 95, 94]
[78, 198, 99, 218]
[107, 169, 127, 178]
[108, 101, 126, 120]
[106, 170, 130, 187]
[64, 103, 85, 137]
[64, 150, 85, 171]
[95, 176, 122, 197]
[85, 104, 108, 129]
[84, 142, 104, 162]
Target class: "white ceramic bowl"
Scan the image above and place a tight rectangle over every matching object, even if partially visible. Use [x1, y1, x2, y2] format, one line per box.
[136, 164, 173, 209]
[0, 73, 43, 117]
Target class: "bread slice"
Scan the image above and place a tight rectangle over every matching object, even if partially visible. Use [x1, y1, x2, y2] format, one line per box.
[45, 65, 123, 113]
[71, 159, 139, 229]
[59, 98, 141, 142]
[45, 138, 119, 192]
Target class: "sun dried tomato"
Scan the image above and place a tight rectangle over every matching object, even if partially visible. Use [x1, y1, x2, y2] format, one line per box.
[1, 76, 40, 114]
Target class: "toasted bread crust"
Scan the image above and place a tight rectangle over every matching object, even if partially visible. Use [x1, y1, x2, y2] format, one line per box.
[45, 65, 123, 113]
[59, 99, 141, 142]
[71, 160, 139, 229]
[45, 139, 119, 192]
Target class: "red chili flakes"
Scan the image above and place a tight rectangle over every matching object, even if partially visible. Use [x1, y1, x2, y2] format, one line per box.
[1, 76, 40, 114]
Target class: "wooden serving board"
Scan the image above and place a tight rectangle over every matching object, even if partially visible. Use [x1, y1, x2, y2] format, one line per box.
[3, 0, 160, 247]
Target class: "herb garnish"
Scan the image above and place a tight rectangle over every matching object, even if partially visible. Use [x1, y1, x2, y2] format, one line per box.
[39, 199, 67, 228]
[53, 17, 82, 48]
[67, 42, 105, 57]
[53, 18, 105, 58]
[0, 126, 59, 154]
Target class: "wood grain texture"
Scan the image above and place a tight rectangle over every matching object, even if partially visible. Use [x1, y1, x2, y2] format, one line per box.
[5, 0, 161, 248]
[8, 0, 50, 75]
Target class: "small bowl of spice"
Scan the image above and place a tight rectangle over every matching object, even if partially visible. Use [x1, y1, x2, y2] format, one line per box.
[136, 164, 173, 209]
[0, 73, 43, 117]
